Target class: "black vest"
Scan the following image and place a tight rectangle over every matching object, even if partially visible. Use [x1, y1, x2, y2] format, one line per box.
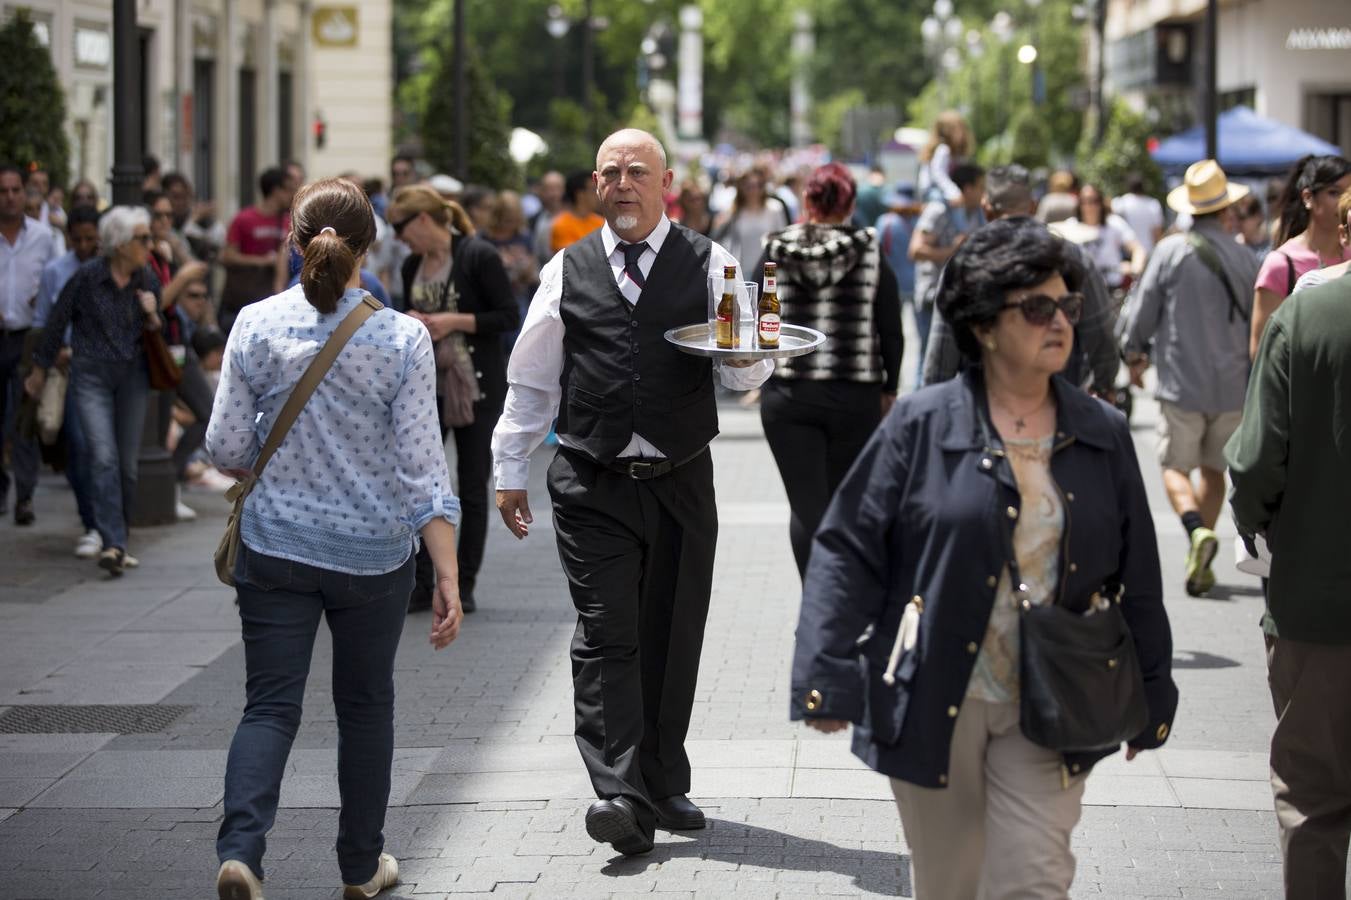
[557, 224, 719, 465]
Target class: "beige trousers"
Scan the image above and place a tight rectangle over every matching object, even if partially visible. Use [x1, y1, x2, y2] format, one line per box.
[890, 699, 1086, 900]
[1266, 635, 1351, 899]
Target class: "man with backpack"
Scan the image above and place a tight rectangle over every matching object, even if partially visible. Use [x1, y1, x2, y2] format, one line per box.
[1122, 160, 1258, 597]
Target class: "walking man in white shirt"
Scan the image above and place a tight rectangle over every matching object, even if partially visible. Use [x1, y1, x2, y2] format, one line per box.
[492, 129, 771, 856]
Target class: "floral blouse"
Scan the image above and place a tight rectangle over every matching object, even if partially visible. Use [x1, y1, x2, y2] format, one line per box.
[205, 285, 460, 575]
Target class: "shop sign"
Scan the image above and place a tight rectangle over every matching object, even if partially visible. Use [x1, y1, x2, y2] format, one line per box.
[313, 6, 358, 48]
[1286, 28, 1351, 50]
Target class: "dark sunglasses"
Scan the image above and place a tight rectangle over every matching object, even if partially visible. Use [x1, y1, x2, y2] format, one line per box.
[1002, 292, 1083, 326]
[391, 213, 419, 237]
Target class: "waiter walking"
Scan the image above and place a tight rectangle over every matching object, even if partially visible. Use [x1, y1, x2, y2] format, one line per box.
[492, 129, 771, 855]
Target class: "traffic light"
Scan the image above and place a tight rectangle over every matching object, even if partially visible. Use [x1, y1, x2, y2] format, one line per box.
[313, 113, 327, 150]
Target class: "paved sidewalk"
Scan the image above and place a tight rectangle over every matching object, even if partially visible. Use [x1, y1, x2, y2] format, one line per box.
[0, 391, 1287, 899]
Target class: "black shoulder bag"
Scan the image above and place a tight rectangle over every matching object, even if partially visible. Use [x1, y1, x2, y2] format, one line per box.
[980, 414, 1149, 753]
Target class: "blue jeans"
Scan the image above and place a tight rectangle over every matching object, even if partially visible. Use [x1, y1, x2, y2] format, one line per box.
[914, 300, 934, 387]
[62, 380, 97, 531]
[217, 545, 414, 885]
[71, 357, 149, 550]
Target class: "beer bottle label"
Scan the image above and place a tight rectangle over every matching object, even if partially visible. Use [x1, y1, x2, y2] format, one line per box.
[764, 274, 776, 295]
[758, 313, 781, 342]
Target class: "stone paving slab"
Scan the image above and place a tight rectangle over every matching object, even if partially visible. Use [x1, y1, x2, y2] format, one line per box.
[0, 386, 1298, 897]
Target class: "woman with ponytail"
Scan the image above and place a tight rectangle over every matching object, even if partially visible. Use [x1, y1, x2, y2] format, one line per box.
[1250, 154, 1351, 357]
[386, 184, 519, 614]
[207, 178, 463, 900]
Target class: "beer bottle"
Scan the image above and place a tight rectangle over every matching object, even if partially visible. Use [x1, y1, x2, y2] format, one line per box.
[757, 262, 781, 348]
[715, 264, 739, 349]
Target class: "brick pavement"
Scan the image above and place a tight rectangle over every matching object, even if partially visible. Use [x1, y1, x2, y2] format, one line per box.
[0, 387, 1297, 898]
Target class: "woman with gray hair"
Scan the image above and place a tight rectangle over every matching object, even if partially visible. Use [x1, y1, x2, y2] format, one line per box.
[26, 205, 163, 576]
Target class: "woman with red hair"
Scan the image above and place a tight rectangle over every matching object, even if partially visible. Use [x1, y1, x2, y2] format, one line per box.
[755, 162, 902, 578]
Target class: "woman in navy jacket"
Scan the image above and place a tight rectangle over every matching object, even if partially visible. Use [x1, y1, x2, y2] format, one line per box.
[791, 217, 1176, 899]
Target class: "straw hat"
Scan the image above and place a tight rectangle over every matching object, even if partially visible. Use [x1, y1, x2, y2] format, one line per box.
[1166, 159, 1249, 215]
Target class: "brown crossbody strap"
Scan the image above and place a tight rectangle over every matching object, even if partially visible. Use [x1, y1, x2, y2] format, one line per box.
[251, 293, 383, 478]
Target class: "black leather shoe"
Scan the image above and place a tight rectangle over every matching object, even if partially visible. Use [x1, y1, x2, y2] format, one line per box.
[653, 794, 706, 830]
[460, 587, 476, 614]
[14, 499, 34, 526]
[585, 798, 653, 855]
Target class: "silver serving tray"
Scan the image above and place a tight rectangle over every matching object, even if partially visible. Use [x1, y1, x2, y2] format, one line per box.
[663, 322, 827, 361]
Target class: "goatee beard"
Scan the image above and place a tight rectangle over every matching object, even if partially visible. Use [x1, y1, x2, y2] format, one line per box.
[614, 214, 639, 231]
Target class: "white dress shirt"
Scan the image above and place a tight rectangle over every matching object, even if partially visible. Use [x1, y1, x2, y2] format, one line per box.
[492, 217, 772, 490]
[0, 216, 58, 330]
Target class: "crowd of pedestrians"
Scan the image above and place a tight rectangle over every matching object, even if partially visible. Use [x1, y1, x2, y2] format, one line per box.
[5, 118, 1351, 900]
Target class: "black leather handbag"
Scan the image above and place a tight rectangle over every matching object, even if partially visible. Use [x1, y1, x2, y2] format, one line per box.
[982, 414, 1150, 753]
[1016, 578, 1149, 752]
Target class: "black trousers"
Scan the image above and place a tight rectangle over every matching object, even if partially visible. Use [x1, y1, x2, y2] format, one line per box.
[412, 394, 502, 602]
[759, 379, 881, 578]
[170, 355, 215, 480]
[547, 446, 717, 836]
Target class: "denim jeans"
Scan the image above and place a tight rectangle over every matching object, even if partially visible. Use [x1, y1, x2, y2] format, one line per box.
[217, 545, 414, 885]
[61, 379, 97, 531]
[71, 357, 149, 550]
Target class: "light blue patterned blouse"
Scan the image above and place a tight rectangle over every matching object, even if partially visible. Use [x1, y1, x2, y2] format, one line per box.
[206, 286, 461, 575]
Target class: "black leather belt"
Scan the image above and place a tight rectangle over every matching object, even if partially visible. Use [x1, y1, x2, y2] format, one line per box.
[0, 326, 29, 339]
[605, 447, 707, 480]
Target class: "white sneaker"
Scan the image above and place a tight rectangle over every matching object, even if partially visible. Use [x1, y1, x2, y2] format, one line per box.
[74, 530, 103, 559]
[342, 853, 398, 899]
[123, 553, 139, 569]
[176, 500, 198, 521]
[191, 467, 237, 493]
[217, 859, 264, 899]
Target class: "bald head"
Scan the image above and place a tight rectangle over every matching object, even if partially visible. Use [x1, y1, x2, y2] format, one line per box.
[593, 128, 674, 242]
[597, 129, 667, 171]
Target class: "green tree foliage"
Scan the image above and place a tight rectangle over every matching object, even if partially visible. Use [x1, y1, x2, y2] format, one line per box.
[909, 0, 1085, 165]
[1076, 98, 1164, 198]
[0, 10, 70, 187]
[417, 39, 521, 189]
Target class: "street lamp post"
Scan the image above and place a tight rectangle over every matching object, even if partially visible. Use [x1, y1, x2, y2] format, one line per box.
[991, 10, 1014, 135]
[453, 0, 467, 181]
[921, 0, 964, 107]
[547, 3, 608, 148]
[114, 0, 176, 527]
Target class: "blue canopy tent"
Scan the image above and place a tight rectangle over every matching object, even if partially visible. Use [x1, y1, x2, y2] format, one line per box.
[1151, 106, 1343, 176]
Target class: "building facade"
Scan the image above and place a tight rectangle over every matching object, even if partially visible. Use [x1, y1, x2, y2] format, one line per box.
[3, 0, 390, 217]
[1104, 0, 1350, 153]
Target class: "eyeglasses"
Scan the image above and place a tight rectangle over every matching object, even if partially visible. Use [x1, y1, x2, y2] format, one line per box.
[1002, 292, 1083, 326]
[391, 213, 419, 236]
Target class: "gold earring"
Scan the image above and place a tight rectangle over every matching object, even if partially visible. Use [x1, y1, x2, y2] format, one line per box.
[983, 336, 997, 352]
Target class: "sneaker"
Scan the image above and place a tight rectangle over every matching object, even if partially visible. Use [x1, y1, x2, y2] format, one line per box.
[1185, 526, 1219, 596]
[176, 500, 198, 521]
[98, 547, 126, 577]
[74, 530, 103, 559]
[191, 467, 238, 493]
[342, 852, 398, 899]
[216, 859, 264, 900]
[123, 553, 139, 569]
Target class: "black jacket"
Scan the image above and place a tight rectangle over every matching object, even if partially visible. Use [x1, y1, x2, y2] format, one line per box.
[791, 370, 1177, 785]
[399, 234, 519, 408]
